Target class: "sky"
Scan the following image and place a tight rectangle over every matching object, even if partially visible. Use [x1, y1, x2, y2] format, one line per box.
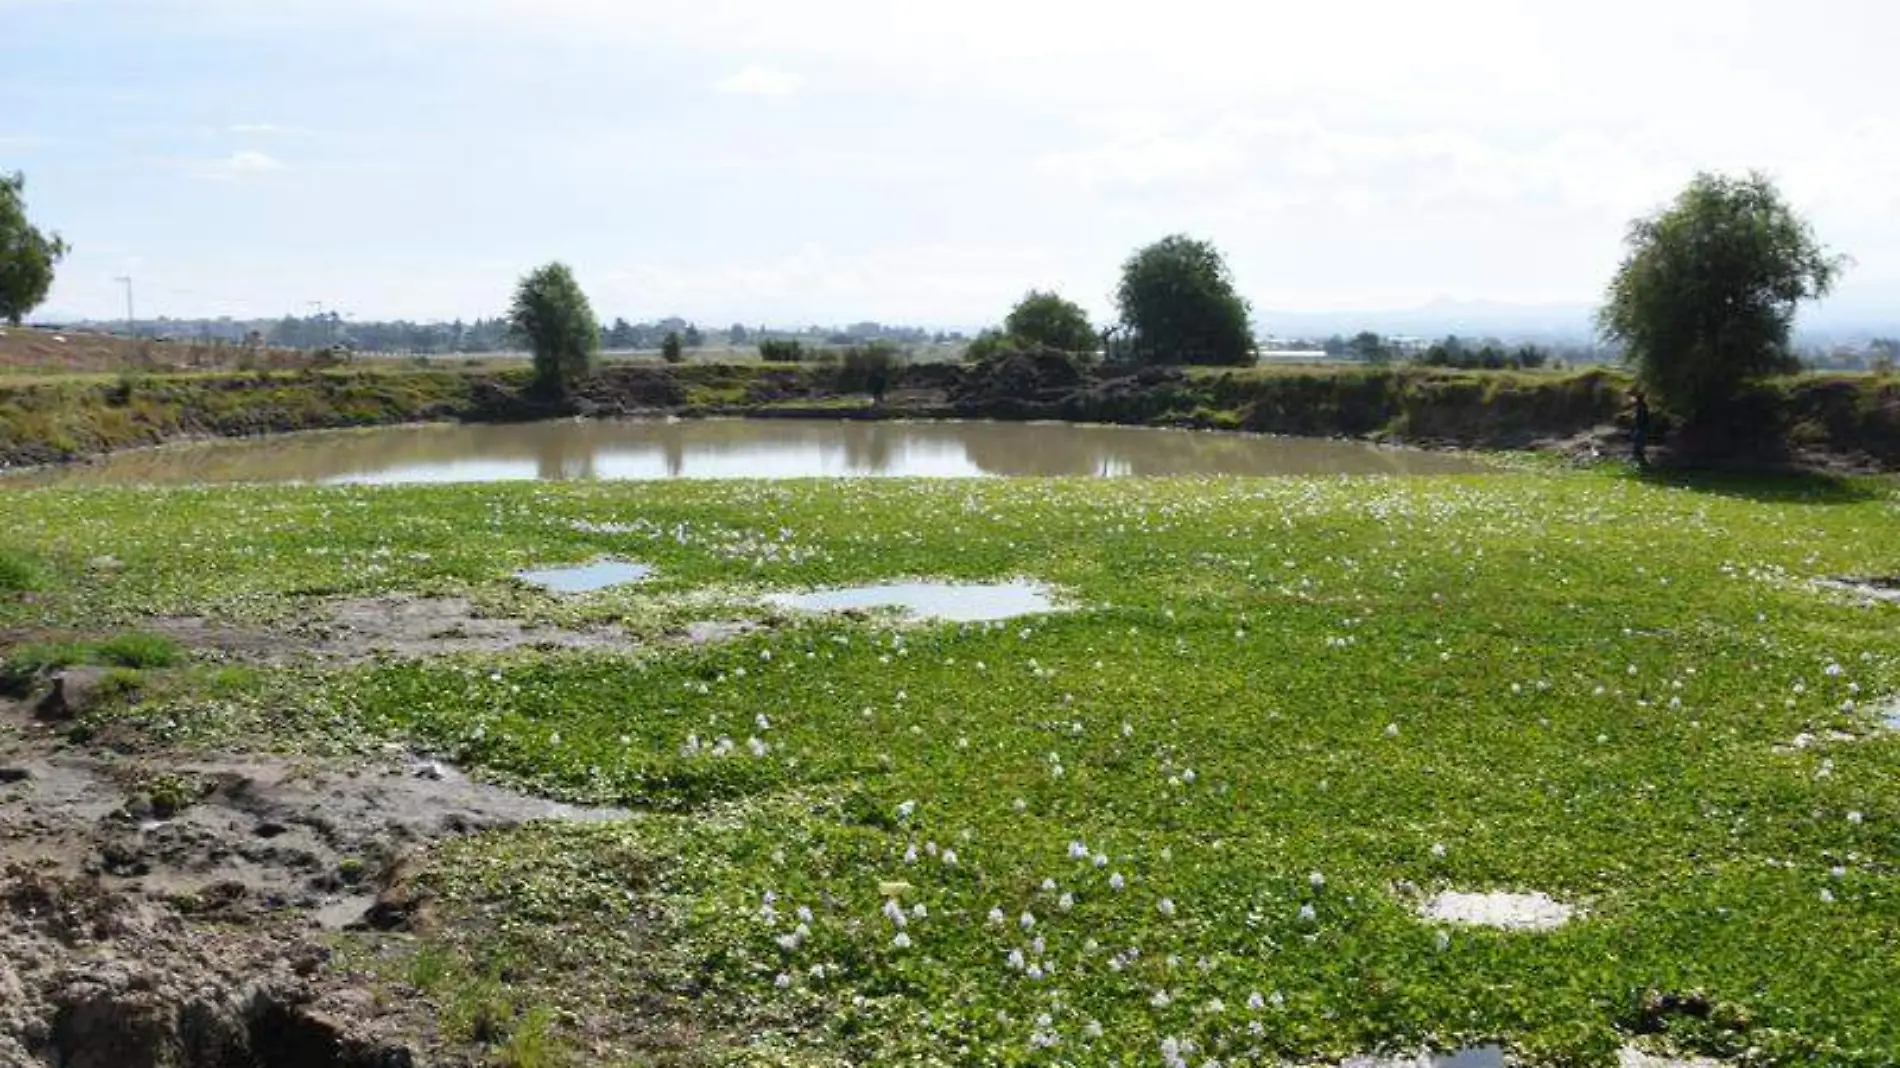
[5, 0, 1900, 330]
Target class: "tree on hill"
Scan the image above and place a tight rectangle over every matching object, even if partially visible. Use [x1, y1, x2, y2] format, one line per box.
[0, 172, 69, 326]
[1004, 290, 1097, 354]
[661, 330, 684, 364]
[683, 324, 704, 349]
[508, 262, 599, 396]
[1115, 235, 1253, 365]
[1599, 172, 1845, 430]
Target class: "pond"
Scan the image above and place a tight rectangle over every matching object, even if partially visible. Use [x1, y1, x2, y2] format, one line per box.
[14, 418, 1489, 485]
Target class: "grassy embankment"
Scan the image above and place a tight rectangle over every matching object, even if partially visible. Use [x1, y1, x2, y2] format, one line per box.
[3, 469, 1898, 1064]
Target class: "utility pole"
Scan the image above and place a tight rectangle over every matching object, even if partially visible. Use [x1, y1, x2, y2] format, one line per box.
[114, 276, 135, 337]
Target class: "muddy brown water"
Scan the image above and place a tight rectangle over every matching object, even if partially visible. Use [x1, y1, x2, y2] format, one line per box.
[12, 418, 1489, 485]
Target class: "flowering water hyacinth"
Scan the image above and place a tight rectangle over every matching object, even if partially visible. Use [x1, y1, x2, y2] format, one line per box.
[13, 465, 1900, 1066]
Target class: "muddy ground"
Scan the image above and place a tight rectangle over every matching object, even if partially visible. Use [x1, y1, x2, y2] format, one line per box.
[0, 687, 624, 1068]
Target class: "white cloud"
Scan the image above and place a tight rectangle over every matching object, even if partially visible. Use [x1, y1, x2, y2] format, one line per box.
[714, 64, 805, 98]
[185, 150, 287, 180]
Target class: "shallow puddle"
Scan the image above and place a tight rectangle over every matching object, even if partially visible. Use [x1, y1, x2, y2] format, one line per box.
[1815, 576, 1900, 604]
[764, 580, 1057, 622]
[516, 559, 652, 594]
[1418, 890, 1575, 931]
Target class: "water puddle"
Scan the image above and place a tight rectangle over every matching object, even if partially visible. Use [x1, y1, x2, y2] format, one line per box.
[1418, 890, 1575, 931]
[1815, 576, 1900, 604]
[764, 580, 1057, 622]
[515, 559, 652, 594]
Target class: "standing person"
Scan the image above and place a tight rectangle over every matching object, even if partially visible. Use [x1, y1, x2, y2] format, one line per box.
[1629, 389, 1651, 469]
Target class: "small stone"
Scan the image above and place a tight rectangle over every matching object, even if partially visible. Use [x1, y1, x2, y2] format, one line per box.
[33, 667, 115, 722]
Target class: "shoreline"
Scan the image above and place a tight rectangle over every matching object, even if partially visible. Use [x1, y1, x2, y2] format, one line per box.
[2, 361, 1895, 475]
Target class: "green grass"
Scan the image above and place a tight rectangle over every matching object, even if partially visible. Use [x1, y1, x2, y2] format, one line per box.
[1, 470, 1897, 1065]
[0, 548, 36, 593]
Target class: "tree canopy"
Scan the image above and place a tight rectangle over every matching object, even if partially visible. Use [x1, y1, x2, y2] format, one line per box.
[1115, 235, 1253, 366]
[1004, 290, 1097, 354]
[1598, 172, 1844, 422]
[0, 172, 69, 326]
[508, 262, 599, 395]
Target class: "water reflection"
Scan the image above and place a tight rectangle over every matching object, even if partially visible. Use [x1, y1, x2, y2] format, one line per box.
[516, 560, 652, 594]
[13, 418, 1489, 486]
[765, 580, 1057, 622]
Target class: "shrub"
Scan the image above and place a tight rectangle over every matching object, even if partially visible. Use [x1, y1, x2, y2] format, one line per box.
[838, 342, 904, 402]
[758, 338, 806, 363]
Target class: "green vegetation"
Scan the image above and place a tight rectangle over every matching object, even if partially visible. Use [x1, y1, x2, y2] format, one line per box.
[3, 469, 1897, 1064]
[836, 341, 903, 403]
[1, 630, 181, 687]
[0, 171, 69, 326]
[758, 338, 806, 363]
[1601, 172, 1846, 443]
[1118, 235, 1254, 366]
[1004, 290, 1099, 356]
[663, 330, 685, 365]
[509, 262, 600, 397]
[0, 547, 36, 593]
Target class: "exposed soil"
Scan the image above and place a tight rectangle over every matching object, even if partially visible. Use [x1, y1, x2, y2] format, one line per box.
[0, 696, 624, 1066]
[1, 596, 645, 669]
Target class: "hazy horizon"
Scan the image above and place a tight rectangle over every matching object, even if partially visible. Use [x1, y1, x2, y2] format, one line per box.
[7, 0, 1900, 330]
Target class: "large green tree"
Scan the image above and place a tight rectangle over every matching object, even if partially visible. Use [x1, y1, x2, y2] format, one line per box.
[0, 172, 69, 326]
[508, 262, 599, 396]
[1598, 172, 1844, 423]
[1004, 290, 1096, 354]
[1115, 235, 1253, 365]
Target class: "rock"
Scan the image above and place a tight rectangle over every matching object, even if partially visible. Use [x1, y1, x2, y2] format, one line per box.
[248, 988, 415, 1068]
[0, 768, 29, 785]
[33, 668, 114, 723]
[50, 964, 210, 1068]
[353, 857, 432, 933]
